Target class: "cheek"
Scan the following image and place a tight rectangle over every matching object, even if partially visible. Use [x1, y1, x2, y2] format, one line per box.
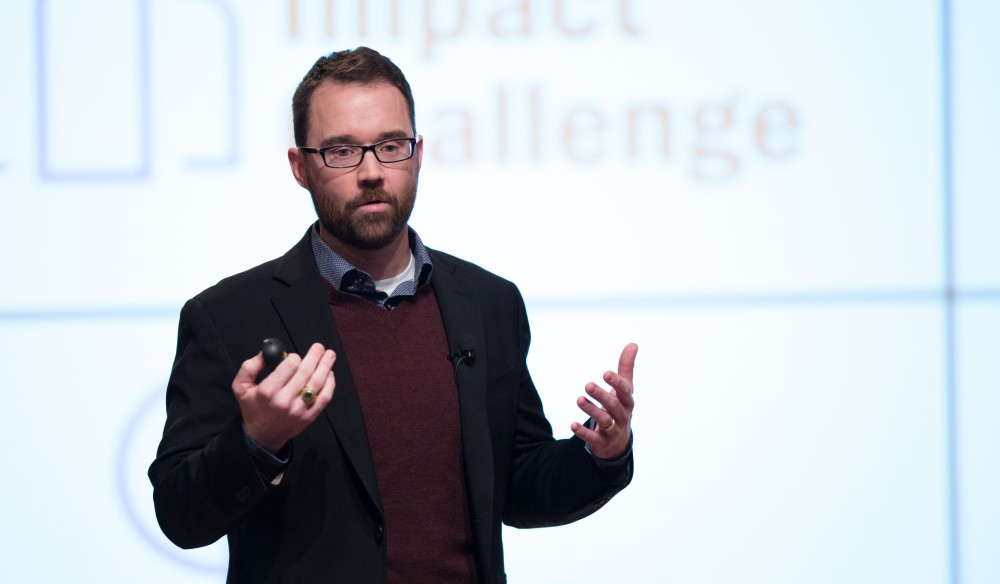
[301, 165, 324, 193]
[312, 174, 353, 200]
[393, 167, 420, 191]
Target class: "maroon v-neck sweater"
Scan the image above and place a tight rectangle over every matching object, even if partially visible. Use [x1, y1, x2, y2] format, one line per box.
[326, 282, 478, 583]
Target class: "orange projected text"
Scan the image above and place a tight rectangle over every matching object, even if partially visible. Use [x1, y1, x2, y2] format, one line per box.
[428, 86, 800, 181]
[288, 0, 642, 56]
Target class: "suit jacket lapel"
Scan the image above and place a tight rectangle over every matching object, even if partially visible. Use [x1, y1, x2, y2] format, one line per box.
[429, 249, 495, 567]
[270, 231, 384, 516]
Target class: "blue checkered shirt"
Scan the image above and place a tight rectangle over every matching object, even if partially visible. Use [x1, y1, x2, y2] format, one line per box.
[310, 223, 433, 309]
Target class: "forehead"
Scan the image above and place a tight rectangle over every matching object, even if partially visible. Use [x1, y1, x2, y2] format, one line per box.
[307, 81, 411, 144]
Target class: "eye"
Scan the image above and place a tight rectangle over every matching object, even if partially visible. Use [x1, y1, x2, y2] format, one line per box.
[328, 146, 358, 159]
[377, 141, 402, 154]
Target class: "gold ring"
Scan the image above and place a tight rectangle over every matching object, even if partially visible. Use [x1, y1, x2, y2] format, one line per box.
[599, 418, 616, 431]
[300, 386, 317, 405]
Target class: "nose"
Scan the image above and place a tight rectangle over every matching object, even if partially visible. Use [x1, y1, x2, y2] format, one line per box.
[355, 149, 385, 187]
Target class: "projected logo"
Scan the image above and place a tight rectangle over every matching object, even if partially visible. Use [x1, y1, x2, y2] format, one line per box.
[116, 384, 227, 574]
[34, 0, 240, 181]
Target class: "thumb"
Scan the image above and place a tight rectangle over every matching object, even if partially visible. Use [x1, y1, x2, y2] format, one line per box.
[618, 343, 638, 384]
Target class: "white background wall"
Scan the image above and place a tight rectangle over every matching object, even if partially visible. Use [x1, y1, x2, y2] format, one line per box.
[0, 1, 997, 582]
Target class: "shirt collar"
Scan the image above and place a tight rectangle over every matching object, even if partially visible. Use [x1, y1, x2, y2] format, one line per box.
[310, 223, 433, 307]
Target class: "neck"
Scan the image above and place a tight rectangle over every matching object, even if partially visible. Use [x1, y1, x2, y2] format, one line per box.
[319, 227, 411, 280]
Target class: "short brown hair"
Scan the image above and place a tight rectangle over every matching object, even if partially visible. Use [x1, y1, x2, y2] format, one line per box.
[292, 47, 416, 146]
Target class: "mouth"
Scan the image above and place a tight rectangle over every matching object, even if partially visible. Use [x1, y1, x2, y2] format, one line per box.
[354, 189, 393, 213]
[355, 198, 390, 213]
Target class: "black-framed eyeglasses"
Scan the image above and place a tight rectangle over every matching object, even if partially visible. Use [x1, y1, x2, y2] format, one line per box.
[299, 137, 417, 168]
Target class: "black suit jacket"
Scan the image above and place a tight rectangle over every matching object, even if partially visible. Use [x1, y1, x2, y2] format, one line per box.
[149, 229, 633, 583]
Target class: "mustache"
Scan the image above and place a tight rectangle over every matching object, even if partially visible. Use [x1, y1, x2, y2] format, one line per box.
[349, 187, 395, 210]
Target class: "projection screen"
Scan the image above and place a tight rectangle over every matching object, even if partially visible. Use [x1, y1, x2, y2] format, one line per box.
[1, 1, 997, 582]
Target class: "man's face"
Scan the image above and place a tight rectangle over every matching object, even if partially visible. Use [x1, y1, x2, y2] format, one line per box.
[289, 81, 423, 251]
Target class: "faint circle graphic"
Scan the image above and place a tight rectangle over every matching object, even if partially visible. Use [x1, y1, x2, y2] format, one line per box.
[116, 384, 228, 574]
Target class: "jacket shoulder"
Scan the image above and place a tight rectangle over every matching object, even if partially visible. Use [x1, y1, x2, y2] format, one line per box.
[190, 230, 315, 310]
[192, 257, 282, 307]
[427, 248, 519, 294]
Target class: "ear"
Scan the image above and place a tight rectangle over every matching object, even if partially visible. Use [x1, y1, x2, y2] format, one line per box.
[288, 147, 310, 190]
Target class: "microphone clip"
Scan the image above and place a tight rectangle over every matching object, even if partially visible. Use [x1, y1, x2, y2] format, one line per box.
[447, 348, 476, 373]
[447, 348, 476, 363]
[448, 335, 478, 373]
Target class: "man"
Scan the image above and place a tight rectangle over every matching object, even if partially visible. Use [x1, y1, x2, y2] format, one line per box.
[149, 47, 637, 584]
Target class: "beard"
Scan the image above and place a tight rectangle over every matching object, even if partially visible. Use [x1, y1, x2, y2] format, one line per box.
[310, 181, 417, 251]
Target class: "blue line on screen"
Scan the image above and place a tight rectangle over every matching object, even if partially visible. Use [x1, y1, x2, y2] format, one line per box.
[139, 0, 152, 177]
[526, 290, 951, 311]
[0, 306, 182, 321]
[2, 289, 998, 322]
[940, 0, 961, 582]
[35, 0, 152, 181]
[186, 0, 240, 170]
[959, 289, 1000, 301]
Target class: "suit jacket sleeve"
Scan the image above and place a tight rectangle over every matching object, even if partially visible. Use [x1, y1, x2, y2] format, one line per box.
[148, 297, 273, 549]
[492, 282, 633, 528]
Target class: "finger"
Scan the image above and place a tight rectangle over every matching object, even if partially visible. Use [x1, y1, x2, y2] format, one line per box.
[577, 393, 615, 428]
[585, 382, 623, 417]
[232, 353, 265, 398]
[284, 343, 324, 386]
[298, 342, 326, 368]
[602, 370, 635, 410]
[283, 344, 329, 407]
[302, 359, 337, 415]
[310, 349, 336, 388]
[317, 360, 337, 404]
[570, 421, 602, 444]
[304, 349, 337, 404]
[262, 351, 302, 396]
[618, 343, 638, 385]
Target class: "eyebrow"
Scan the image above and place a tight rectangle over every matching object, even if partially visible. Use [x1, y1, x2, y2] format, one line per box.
[317, 130, 412, 148]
